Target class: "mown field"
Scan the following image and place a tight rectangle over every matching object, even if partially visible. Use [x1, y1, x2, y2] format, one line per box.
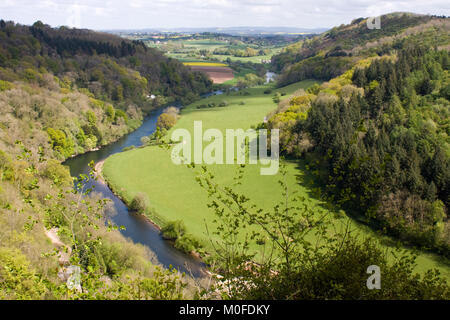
[103, 80, 450, 278]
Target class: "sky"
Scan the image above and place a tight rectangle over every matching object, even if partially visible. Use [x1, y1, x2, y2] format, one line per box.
[0, 0, 449, 30]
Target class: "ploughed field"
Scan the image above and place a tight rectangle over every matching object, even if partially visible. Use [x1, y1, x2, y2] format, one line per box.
[103, 80, 450, 278]
[184, 62, 234, 84]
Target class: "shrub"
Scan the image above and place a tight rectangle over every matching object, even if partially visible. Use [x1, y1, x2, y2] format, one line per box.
[273, 92, 281, 103]
[105, 105, 115, 122]
[0, 80, 13, 91]
[46, 127, 74, 158]
[140, 136, 151, 146]
[156, 113, 177, 130]
[114, 109, 128, 123]
[130, 192, 149, 214]
[42, 159, 72, 186]
[163, 106, 179, 116]
[122, 145, 135, 152]
[175, 234, 203, 254]
[161, 220, 186, 240]
[0, 248, 48, 299]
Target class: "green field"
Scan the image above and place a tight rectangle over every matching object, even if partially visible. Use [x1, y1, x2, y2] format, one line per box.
[103, 80, 450, 278]
[152, 38, 282, 64]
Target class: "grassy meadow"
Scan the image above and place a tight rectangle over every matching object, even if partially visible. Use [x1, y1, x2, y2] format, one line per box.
[103, 80, 450, 278]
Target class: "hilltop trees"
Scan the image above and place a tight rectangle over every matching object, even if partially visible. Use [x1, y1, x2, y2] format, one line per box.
[0, 20, 212, 107]
[0, 20, 213, 160]
[272, 13, 448, 86]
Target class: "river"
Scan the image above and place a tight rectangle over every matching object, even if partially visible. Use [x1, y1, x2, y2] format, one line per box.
[63, 106, 207, 278]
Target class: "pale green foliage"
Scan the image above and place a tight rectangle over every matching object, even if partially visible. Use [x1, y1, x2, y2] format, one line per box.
[0, 144, 188, 300]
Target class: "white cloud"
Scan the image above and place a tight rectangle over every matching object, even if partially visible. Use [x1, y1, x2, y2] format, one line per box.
[1, 0, 449, 29]
[0, 0, 15, 8]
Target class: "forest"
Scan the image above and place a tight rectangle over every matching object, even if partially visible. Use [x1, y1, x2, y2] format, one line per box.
[272, 13, 448, 86]
[267, 42, 450, 256]
[0, 20, 213, 160]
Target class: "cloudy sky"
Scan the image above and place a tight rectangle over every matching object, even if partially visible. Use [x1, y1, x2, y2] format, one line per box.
[0, 0, 449, 30]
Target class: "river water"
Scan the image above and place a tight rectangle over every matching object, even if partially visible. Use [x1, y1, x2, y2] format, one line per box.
[63, 72, 275, 279]
[63, 106, 207, 278]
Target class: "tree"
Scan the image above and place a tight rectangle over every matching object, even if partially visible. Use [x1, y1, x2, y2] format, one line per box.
[130, 192, 149, 214]
[156, 113, 177, 130]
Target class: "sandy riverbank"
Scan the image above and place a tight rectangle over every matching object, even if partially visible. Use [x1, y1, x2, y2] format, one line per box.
[94, 160, 105, 183]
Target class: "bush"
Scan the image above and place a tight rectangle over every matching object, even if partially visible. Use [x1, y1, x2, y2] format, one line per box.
[130, 192, 149, 214]
[42, 159, 72, 186]
[140, 136, 151, 146]
[156, 113, 177, 130]
[0, 80, 13, 91]
[273, 92, 281, 103]
[163, 106, 179, 116]
[175, 234, 203, 254]
[161, 220, 186, 240]
[122, 145, 135, 152]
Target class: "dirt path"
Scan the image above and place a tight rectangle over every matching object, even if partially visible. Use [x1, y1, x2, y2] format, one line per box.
[45, 227, 71, 266]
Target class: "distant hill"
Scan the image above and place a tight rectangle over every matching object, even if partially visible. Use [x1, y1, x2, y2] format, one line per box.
[272, 12, 450, 86]
[106, 26, 328, 36]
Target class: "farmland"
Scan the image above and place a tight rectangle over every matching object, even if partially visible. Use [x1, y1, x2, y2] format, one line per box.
[147, 36, 288, 64]
[183, 62, 234, 84]
[119, 33, 305, 84]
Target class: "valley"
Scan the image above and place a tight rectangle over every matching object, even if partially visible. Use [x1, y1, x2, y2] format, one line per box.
[1, 9, 449, 301]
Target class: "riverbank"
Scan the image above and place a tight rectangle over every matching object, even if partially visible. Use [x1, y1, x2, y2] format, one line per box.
[95, 155, 207, 268]
[95, 157, 163, 230]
